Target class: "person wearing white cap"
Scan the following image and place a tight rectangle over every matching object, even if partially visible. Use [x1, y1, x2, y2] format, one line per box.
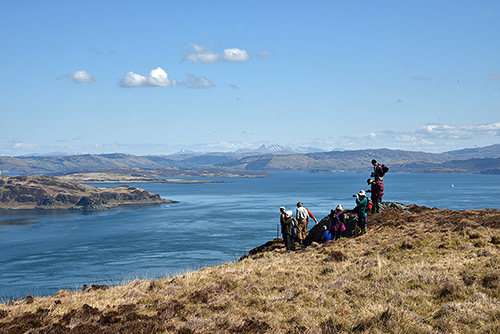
[355, 190, 369, 235]
[278, 206, 286, 238]
[281, 210, 296, 251]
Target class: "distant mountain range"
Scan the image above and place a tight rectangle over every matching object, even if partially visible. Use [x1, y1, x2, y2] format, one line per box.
[235, 144, 324, 154]
[220, 145, 500, 174]
[0, 144, 499, 175]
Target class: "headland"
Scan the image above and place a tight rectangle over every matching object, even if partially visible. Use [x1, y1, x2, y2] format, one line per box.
[0, 175, 175, 210]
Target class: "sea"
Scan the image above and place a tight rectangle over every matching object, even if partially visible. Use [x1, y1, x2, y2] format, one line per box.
[1, 172, 499, 299]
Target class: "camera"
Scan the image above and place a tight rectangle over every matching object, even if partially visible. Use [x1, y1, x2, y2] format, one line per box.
[352, 194, 357, 197]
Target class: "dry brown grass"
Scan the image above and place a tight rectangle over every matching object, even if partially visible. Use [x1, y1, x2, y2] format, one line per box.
[1, 207, 500, 333]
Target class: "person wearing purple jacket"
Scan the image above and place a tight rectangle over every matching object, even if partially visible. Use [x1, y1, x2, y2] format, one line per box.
[367, 178, 384, 213]
[329, 205, 346, 240]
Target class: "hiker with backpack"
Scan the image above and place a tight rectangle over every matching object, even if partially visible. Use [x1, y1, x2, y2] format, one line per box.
[354, 190, 369, 235]
[329, 205, 346, 240]
[371, 159, 389, 181]
[367, 178, 384, 213]
[281, 210, 297, 251]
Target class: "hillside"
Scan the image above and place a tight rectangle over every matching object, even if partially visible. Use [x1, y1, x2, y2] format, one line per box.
[1, 205, 499, 333]
[1, 144, 499, 175]
[219, 145, 500, 173]
[0, 175, 173, 210]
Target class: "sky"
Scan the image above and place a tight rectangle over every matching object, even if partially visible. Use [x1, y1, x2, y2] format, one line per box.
[1, 0, 499, 156]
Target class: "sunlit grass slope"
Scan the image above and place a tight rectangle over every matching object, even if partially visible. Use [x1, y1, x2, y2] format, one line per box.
[1, 206, 500, 333]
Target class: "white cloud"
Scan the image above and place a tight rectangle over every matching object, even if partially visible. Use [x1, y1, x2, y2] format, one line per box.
[186, 74, 214, 89]
[185, 44, 219, 63]
[490, 73, 500, 80]
[68, 70, 95, 83]
[223, 48, 250, 62]
[120, 67, 177, 87]
[183, 44, 250, 63]
[121, 72, 148, 87]
[314, 121, 500, 153]
[417, 122, 500, 139]
[12, 142, 35, 149]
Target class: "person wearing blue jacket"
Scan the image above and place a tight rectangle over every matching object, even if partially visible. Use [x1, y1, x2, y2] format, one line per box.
[320, 225, 332, 243]
[355, 190, 369, 235]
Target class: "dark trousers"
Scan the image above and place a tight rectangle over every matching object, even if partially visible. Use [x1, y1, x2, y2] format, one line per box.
[372, 197, 382, 213]
[358, 217, 367, 228]
[283, 233, 295, 251]
[358, 217, 367, 235]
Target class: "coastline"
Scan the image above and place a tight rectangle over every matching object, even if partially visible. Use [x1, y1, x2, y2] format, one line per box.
[56, 172, 224, 184]
[0, 175, 176, 210]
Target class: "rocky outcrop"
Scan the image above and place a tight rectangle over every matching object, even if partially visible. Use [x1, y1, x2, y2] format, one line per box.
[0, 175, 174, 210]
[304, 202, 416, 245]
[243, 202, 434, 258]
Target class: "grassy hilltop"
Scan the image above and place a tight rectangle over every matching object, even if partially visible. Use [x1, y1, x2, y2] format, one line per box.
[1, 206, 500, 333]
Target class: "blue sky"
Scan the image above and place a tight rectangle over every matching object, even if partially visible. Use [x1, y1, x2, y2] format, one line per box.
[1, 1, 499, 156]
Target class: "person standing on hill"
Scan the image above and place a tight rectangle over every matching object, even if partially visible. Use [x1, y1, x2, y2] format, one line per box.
[296, 202, 310, 244]
[281, 210, 296, 251]
[279, 206, 286, 238]
[367, 178, 384, 213]
[355, 190, 369, 235]
[371, 159, 385, 181]
[329, 204, 346, 240]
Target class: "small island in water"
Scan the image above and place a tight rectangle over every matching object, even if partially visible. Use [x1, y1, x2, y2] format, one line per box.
[56, 172, 224, 184]
[0, 175, 175, 210]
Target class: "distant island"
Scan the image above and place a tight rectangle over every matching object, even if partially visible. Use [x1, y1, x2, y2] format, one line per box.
[56, 172, 224, 184]
[0, 175, 175, 210]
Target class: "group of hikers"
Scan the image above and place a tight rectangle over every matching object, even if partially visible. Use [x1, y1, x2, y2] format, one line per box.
[278, 159, 388, 251]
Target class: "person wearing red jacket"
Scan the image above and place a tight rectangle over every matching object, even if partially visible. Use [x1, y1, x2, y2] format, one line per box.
[296, 202, 318, 244]
[306, 207, 318, 225]
[367, 178, 384, 213]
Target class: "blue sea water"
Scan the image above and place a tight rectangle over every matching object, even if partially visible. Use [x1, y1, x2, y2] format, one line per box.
[0, 172, 499, 299]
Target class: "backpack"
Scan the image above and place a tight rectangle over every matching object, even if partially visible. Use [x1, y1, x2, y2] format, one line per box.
[380, 164, 389, 175]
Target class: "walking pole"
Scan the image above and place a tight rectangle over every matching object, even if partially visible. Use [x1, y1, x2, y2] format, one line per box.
[277, 222, 279, 239]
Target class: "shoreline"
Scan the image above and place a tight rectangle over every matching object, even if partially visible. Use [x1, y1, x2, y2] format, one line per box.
[56, 173, 225, 184]
[0, 175, 176, 210]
